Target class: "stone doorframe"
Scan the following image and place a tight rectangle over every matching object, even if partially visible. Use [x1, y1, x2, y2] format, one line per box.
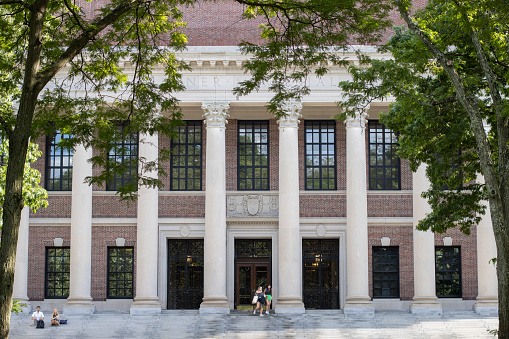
[227, 222, 279, 310]
[158, 219, 206, 310]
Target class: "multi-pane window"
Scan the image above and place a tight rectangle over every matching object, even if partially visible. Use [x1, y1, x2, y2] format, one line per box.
[368, 121, 400, 190]
[106, 124, 138, 191]
[46, 131, 73, 191]
[238, 121, 269, 190]
[372, 246, 400, 298]
[45, 247, 70, 298]
[107, 247, 134, 298]
[436, 246, 462, 297]
[171, 121, 202, 190]
[304, 121, 336, 190]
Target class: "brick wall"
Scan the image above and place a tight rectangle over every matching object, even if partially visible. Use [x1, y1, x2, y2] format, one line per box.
[92, 196, 137, 218]
[159, 195, 205, 218]
[300, 195, 346, 218]
[368, 226, 414, 300]
[28, 226, 71, 301]
[367, 195, 413, 218]
[434, 228, 478, 300]
[91, 226, 137, 301]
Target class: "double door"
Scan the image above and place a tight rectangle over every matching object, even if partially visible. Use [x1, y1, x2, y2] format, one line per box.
[235, 261, 270, 308]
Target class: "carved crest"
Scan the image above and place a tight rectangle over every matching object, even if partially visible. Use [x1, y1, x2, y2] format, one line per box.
[243, 195, 263, 216]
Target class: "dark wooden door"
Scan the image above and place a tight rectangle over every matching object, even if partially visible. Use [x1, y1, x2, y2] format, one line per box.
[235, 262, 270, 308]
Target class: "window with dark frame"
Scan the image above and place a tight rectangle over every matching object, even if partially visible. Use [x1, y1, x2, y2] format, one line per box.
[46, 131, 73, 191]
[45, 247, 70, 298]
[106, 124, 138, 191]
[170, 121, 202, 191]
[368, 121, 400, 190]
[435, 150, 463, 190]
[107, 247, 134, 298]
[372, 246, 400, 298]
[304, 121, 336, 190]
[238, 121, 269, 190]
[435, 246, 462, 297]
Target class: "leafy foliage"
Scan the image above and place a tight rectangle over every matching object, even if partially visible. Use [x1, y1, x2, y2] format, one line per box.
[0, 140, 47, 232]
[234, 0, 394, 117]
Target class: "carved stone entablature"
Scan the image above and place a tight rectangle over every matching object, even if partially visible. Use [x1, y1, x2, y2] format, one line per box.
[202, 101, 230, 127]
[277, 101, 303, 128]
[227, 195, 278, 217]
[345, 105, 369, 129]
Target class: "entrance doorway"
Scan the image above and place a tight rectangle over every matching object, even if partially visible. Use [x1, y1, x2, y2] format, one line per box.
[167, 239, 204, 309]
[302, 239, 339, 309]
[234, 240, 271, 309]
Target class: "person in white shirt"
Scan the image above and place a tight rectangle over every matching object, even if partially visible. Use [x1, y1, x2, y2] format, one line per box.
[31, 306, 44, 326]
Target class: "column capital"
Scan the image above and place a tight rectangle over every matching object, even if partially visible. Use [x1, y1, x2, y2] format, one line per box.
[277, 101, 302, 128]
[202, 101, 230, 127]
[345, 106, 369, 129]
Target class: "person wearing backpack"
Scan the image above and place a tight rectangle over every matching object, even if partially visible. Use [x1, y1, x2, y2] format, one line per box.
[253, 286, 266, 316]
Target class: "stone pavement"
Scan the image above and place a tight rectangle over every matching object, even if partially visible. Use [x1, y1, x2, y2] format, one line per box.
[9, 309, 499, 338]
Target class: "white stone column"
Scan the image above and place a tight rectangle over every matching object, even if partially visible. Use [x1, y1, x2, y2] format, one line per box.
[344, 107, 373, 315]
[64, 144, 95, 314]
[275, 101, 305, 314]
[131, 132, 161, 315]
[13, 207, 31, 312]
[474, 173, 498, 314]
[200, 101, 230, 314]
[410, 164, 442, 314]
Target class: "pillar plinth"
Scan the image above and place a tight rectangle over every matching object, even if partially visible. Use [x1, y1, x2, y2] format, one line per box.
[13, 207, 31, 312]
[474, 174, 498, 315]
[131, 132, 161, 315]
[200, 102, 230, 314]
[275, 102, 305, 314]
[344, 108, 374, 316]
[64, 144, 95, 315]
[410, 164, 441, 315]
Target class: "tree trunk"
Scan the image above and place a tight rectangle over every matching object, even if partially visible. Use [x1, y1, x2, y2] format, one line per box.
[0, 0, 48, 337]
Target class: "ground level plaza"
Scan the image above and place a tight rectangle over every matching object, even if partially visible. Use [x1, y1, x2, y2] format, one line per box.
[9, 309, 499, 338]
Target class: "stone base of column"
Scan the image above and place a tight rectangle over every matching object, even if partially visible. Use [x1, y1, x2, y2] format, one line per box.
[12, 297, 32, 313]
[474, 297, 498, 315]
[344, 297, 374, 316]
[410, 297, 442, 315]
[199, 296, 230, 314]
[130, 297, 162, 315]
[63, 297, 95, 315]
[274, 296, 305, 314]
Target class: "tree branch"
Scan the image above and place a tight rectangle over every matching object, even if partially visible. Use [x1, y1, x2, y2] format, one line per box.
[35, 0, 142, 94]
[0, 0, 30, 9]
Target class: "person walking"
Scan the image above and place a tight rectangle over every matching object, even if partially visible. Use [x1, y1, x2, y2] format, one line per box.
[264, 284, 272, 315]
[253, 286, 266, 316]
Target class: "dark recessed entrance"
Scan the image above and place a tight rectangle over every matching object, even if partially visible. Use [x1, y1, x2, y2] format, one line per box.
[167, 239, 204, 309]
[234, 239, 271, 309]
[302, 239, 340, 309]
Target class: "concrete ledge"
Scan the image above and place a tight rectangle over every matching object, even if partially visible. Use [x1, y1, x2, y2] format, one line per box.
[130, 307, 162, 315]
[275, 307, 305, 314]
[474, 304, 498, 316]
[344, 307, 375, 317]
[199, 307, 230, 314]
[410, 304, 442, 316]
[63, 306, 95, 315]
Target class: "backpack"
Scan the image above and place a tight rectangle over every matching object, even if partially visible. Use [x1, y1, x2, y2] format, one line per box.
[36, 320, 45, 328]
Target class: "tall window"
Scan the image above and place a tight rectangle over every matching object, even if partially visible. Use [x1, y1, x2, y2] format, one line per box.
[45, 247, 70, 298]
[107, 247, 134, 298]
[106, 124, 138, 191]
[171, 121, 202, 190]
[304, 121, 336, 190]
[46, 131, 73, 191]
[238, 121, 269, 190]
[372, 246, 399, 298]
[368, 121, 400, 190]
[435, 246, 462, 297]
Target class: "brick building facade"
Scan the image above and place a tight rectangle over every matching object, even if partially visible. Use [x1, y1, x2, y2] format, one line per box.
[12, 0, 497, 315]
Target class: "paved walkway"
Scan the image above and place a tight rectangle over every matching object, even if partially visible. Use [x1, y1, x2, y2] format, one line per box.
[9, 309, 499, 338]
